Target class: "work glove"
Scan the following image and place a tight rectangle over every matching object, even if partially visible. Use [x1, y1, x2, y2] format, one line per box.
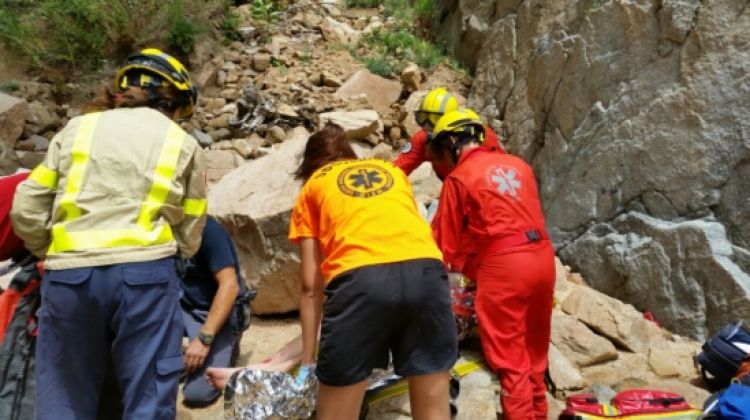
[448, 272, 464, 287]
[295, 364, 314, 386]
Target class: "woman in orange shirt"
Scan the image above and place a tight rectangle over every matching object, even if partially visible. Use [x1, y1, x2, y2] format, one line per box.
[289, 123, 457, 420]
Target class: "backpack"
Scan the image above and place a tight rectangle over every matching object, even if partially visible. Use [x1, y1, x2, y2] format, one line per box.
[0, 264, 41, 420]
[702, 376, 750, 419]
[696, 322, 750, 390]
[559, 389, 701, 419]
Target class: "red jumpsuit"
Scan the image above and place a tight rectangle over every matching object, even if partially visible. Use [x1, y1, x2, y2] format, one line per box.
[432, 147, 555, 420]
[394, 126, 504, 179]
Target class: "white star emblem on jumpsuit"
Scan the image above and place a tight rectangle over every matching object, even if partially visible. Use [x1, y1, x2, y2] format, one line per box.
[491, 168, 521, 197]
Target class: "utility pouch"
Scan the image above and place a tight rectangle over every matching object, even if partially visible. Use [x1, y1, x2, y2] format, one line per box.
[234, 288, 256, 332]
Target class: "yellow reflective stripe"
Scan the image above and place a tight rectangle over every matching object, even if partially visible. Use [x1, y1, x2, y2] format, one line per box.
[366, 379, 409, 405]
[182, 198, 207, 216]
[451, 359, 484, 378]
[137, 123, 185, 231]
[58, 113, 101, 221]
[47, 223, 174, 254]
[366, 359, 484, 407]
[602, 403, 617, 416]
[29, 164, 58, 189]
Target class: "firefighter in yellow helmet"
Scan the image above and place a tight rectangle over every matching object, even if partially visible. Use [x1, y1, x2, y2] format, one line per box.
[11, 48, 206, 419]
[394, 87, 504, 180]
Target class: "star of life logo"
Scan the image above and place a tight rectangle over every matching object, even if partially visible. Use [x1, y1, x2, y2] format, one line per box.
[490, 166, 521, 198]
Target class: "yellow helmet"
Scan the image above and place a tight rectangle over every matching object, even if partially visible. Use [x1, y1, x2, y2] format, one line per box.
[115, 48, 198, 116]
[432, 108, 485, 144]
[415, 87, 460, 129]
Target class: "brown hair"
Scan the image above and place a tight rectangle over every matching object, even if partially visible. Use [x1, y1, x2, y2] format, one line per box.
[83, 85, 184, 116]
[294, 123, 357, 181]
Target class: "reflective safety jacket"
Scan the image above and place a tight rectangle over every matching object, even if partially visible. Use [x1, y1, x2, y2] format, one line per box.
[11, 107, 207, 270]
[393, 125, 504, 180]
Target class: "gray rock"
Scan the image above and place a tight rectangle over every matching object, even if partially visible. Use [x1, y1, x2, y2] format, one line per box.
[439, 0, 750, 336]
[207, 127, 310, 314]
[318, 16, 360, 46]
[13, 150, 44, 169]
[561, 285, 655, 353]
[268, 126, 286, 143]
[335, 70, 402, 116]
[209, 128, 232, 142]
[27, 101, 61, 134]
[191, 130, 214, 148]
[0, 92, 29, 147]
[560, 212, 750, 340]
[0, 141, 19, 174]
[232, 138, 256, 159]
[551, 309, 619, 367]
[252, 53, 272, 72]
[400, 63, 420, 92]
[204, 149, 244, 188]
[319, 110, 380, 140]
[548, 344, 585, 391]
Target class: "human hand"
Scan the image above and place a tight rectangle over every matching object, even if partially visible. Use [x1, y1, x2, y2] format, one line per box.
[448, 272, 464, 287]
[295, 364, 314, 386]
[184, 338, 210, 373]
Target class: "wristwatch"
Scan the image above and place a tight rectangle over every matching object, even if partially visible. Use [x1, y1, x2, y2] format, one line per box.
[197, 331, 214, 346]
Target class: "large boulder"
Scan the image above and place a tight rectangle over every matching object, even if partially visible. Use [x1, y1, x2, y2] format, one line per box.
[319, 110, 380, 140]
[560, 212, 750, 340]
[561, 286, 657, 353]
[0, 92, 29, 148]
[437, 0, 750, 338]
[204, 149, 244, 189]
[551, 309, 618, 367]
[335, 70, 403, 116]
[208, 127, 309, 314]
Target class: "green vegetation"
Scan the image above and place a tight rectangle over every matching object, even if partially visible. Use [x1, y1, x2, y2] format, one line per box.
[356, 28, 445, 76]
[0, 80, 20, 93]
[251, 0, 282, 25]
[0, 0, 236, 79]
[347, 0, 449, 78]
[220, 8, 242, 42]
[346, 0, 382, 8]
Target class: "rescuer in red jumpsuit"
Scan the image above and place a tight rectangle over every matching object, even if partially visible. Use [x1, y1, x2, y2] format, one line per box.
[393, 87, 504, 180]
[430, 109, 556, 420]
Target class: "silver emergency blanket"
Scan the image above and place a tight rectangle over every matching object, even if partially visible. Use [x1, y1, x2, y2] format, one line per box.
[224, 368, 317, 420]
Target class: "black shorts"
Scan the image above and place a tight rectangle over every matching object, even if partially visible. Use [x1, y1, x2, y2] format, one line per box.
[316, 258, 458, 386]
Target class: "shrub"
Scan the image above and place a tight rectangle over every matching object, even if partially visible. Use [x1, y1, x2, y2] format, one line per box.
[356, 28, 447, 76]
[346, 0, 382, 8]
[220, 7, 242, 42]
[167, 15, 197, 55]
[0, 0, 234, 79]
[347, 0, 449, 77]
[365, 56, 393, 77]
[0, 80, 20, 93]
[251, 0, 282, 25]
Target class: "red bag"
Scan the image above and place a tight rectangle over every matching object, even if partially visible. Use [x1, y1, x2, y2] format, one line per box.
[0, 172, 30, 260]
[559, 390, 702, 419]
[0, 279, 39, 343]
[450, 282, 476, 342]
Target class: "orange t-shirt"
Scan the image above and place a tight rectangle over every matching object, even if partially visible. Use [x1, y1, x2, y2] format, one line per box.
[289, 158, 442, 282]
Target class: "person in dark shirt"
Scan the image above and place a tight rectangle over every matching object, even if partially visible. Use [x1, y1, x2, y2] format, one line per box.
[180, 216, 254, 406]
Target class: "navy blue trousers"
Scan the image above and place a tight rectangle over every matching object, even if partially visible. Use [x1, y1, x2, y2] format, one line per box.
[35, 258, 184, 420]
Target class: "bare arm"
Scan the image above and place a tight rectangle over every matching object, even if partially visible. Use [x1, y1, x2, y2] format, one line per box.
[299, 237, 324, 365]
[184, 266, 240, 373]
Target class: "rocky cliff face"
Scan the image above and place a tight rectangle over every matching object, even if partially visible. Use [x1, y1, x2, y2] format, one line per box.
[437, 0, 750, 339]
